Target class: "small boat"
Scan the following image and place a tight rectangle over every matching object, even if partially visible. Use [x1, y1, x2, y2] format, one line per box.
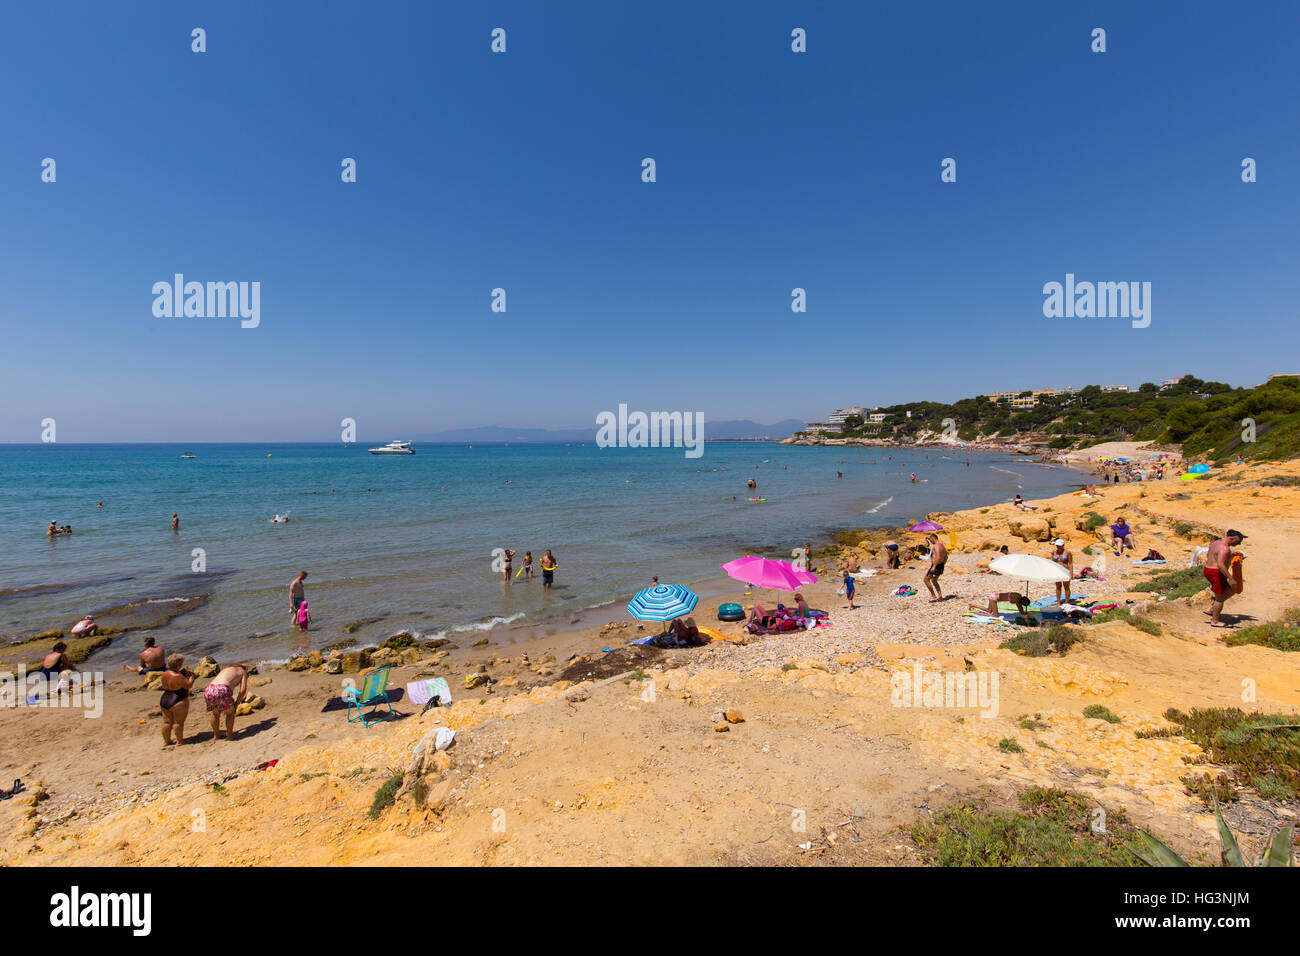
[180, 453, 197, 459]
[368, 440, 416, 455]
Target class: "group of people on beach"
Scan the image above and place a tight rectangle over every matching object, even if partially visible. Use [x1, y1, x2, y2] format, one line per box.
[499, 548, 557, 588]
[28, 631, 251, 744]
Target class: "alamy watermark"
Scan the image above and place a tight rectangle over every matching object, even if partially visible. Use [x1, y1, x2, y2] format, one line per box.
[1042, 273, 1150, 329]
[2, 668, 105, 718]
[890, 662, 1000, 718]
[152, 274, 260, 328]
[595, 404, 704, 459]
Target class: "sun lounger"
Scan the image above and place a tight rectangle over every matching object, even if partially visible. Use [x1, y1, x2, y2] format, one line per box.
[344, 665, 395, 727]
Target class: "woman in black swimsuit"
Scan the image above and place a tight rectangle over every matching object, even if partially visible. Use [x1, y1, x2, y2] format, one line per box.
[158, 655, 195, 746]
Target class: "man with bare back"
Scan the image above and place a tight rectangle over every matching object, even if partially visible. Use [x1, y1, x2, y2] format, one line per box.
[923, 533, 948, 602]
[203, 664, 249, 740]
[1203, 530, 1245, 628]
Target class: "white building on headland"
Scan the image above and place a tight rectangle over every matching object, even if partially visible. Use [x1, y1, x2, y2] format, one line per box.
[828, 406, 869, 425]
[1101, 384, 1130, 392]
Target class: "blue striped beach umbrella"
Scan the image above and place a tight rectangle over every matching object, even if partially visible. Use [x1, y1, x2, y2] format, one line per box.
[626, 584, 699, 622]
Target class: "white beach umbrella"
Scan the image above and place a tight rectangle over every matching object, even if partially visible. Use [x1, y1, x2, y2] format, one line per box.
[989, 553, 1069, 600]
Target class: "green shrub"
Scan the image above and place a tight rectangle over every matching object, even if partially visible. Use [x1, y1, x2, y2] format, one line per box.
[1082, 512, 1106, 532]
[909, 787, 1147, 866]
[1159, 707, 1300, 805]
[1131, 568, 1210, 600]
[998, 738, 1025, 753]
[1225, 608, 1300, 652]
[999, 624, 1082, 657]
[1083, 705, 1121, 724]
[368, 773, 405, 819]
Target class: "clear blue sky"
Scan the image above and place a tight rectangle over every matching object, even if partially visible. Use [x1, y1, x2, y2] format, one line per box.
[2, 1, 1296, 441]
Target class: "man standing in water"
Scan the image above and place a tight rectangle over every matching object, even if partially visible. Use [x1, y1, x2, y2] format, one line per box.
[171, 513, 179, 531]
[540, 550, 557, 589]
[923, 533, 947, 602]
[289, 571, 308, 622]
[1203, 530, 1245, 628]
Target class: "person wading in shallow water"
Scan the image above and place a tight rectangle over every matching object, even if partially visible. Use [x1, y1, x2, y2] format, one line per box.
[289, 571, 308, 622]
[540, 550, 557, 589]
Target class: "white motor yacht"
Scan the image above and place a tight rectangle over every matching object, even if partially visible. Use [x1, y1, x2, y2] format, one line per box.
[368, 440, 416, 455]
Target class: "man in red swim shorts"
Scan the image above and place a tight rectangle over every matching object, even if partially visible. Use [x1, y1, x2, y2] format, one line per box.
[1203, 530, 1245, 628]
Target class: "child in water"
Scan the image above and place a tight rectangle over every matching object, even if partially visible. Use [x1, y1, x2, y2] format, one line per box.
[296, 600, 312, 632]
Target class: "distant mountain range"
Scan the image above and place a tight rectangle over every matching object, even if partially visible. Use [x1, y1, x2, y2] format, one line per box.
[410, 420, 807, 443]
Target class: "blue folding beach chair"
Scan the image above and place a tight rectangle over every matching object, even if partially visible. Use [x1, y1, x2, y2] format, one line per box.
[344, 665, 394, 727]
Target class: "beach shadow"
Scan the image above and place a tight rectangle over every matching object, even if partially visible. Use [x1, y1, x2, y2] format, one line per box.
[319, 687, 406, 714]
[180, 717, 277, 744]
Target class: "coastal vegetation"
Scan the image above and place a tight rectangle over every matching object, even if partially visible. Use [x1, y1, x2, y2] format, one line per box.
[1129, 567, 1209, 600]
[908, 787, 1150, 866]
[825, 374, 1300, 461]
[1223, 607, 1300, 652]
[1136, 708, 1300, 805]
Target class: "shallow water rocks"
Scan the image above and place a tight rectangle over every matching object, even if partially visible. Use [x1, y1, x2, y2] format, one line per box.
[306, 650, 324, 668]
[194, 656, 220, 679]
[287, 657, 310, 672]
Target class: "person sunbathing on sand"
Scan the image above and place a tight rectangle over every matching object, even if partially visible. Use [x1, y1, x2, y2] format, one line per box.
[970, 592, 1030, 616]
[750, 604, 779, 629]
[668, 617, 704, 645]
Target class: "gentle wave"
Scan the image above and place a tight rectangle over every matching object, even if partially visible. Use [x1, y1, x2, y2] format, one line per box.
[451, 612, 526, 634]
[866, 495, 894, 514]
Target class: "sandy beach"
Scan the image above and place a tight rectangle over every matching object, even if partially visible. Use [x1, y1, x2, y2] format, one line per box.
[4, 456, 1299, 866]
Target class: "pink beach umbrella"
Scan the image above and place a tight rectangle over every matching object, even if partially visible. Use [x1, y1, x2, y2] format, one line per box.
[909, 521, 944, 533]
[720, 556, 818, 593]
[722, 554, 811, 590]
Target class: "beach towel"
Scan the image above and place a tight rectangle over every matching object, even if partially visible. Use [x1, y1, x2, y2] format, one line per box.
[406, 677, 451, 707]
[1132, 559, 1167, 565]
[629, 635, 656, 646]
[893, 586, 917, 597]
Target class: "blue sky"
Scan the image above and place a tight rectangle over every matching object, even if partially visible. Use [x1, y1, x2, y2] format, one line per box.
[2, 1, 1297, 441]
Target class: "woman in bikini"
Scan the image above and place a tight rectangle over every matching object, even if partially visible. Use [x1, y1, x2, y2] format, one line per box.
[1050, 539, 1073, 604]
[158, 655, 195, 746]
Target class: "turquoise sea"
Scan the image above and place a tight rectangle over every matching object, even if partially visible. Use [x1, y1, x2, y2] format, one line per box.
[0, 442, 1085, 666]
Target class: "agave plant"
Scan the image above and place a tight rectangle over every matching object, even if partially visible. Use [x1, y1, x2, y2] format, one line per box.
[1132, 795, 1294, 867]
